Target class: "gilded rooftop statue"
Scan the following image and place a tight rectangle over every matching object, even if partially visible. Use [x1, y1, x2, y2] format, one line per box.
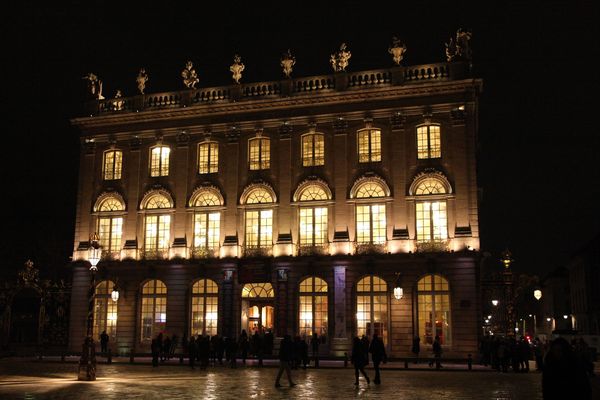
[230, 54, 245, 84]
[181, 61, 199, 89]
[388, 37, 407, 65]
[330, 43, 351, 72]
[136, 68, 148, 94]
[280, 49, 296, 78]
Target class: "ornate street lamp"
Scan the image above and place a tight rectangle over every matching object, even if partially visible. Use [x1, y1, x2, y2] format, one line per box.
[491, 299, 499, 307]
[78, 233, 101, 381]
[111, 282, 120, 303]
[393, 273, 404, 300]
[534, 289, 542, 300]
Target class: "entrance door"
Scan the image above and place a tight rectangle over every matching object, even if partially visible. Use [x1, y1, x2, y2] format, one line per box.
[241, 283, 275, 335]
[10, 288, 41, 344]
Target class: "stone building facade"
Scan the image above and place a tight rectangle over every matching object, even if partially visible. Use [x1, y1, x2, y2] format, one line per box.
[69, 59, 482, 357]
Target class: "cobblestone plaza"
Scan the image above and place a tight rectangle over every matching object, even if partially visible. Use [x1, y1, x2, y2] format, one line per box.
[0, 359, 549, 400]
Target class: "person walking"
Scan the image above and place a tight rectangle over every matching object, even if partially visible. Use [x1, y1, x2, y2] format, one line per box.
[542, 337, 591, 399]
[240, 330, 249, 365]
[188, 336, 197, 369]
[151, 337, 160, 367]
[100, 330, 109, 354]
[432, 335, 443, 369]
[411, 335, 420, 363]
[311, 333, 320, 367]
[352, 336, 370, 386]
[163, 335, 172, 361]
[275, 335, 296, 388]
[369, 333, 387, 384]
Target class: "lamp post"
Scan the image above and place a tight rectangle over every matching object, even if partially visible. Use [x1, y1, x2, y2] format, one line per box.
[393, 273, 404, 300]
[78, 233, 101, 381]
[533, 289, 542, 336]
[501, 249, 515, 337]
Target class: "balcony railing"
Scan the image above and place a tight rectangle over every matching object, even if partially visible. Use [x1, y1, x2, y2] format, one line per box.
[354, 242, 388, 255]
[297, 244, 329, 256]
[139, 249, 169, 260]
[189, 247, 219, 259]
[100, 250, 121, 261]
[243, 246, 272, 257]
[90, 62, 467, 116]
[416, 239, 449, 253]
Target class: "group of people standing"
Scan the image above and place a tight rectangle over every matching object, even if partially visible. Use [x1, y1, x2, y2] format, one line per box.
[349, 333, 387, 386]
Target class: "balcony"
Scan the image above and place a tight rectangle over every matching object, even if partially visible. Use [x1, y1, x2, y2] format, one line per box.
[100, 250, 121, 261]
[139, 249, 169, 260]
[243, 246, 272, 258]
[354, 242, 387, 255]
[297, 244, 329, 256]
[416, 239, 449, 253]
[189, 247, 219, 259]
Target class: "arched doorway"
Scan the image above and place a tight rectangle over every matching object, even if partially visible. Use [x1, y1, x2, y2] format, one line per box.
[10, 288, 41, 344]
[241, 283, 274, 334]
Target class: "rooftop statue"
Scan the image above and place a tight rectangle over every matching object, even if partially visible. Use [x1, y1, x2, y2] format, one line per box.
[112, 90, 124, 110]
[181, 61, 199, 89]
[330, 43, 351, 72]
[230, 54, 245, 84]
[82, 72, 104, 99]
[388, 37, 407, 65]
[446, 28, 472, 62]
[136, 68, 149, 94]
[280, 49, 296, 78]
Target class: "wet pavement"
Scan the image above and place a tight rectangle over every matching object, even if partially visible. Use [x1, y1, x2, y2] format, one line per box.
[0, 357, 551, 400]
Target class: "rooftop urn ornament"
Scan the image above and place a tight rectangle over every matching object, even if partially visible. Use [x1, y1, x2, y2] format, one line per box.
[388, 36, 407, 65]
[230, 54, 245, 84]
[136, 68, 148, 94]
[501, 249, 513, 269]
[445, 28, 472, 62]
[181, 61, 199, 89]
[280, 49, 296, 78]
[82, 72, 104, 99]
[330, 43, 351, 72]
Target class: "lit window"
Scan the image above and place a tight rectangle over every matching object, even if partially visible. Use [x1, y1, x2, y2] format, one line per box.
[143, 194, 172, 257]
[356, 276, 388, 343]
[299, 277, 328, 337]
[198, 141, 219, 174]
[93, 280, 117, 340]
[298, 185, 329, 201]
[96, 196, 124, 255]
[245, 210, 272, 248]
[103, 150, 122, 180]
[355, 182, 386, 198]
[417, 125, 441, 159]
[194, 212, 220, 251]
[150, 146, 170, 177]
[191, 279, 219, 337]
[357, 128, 381, 163]
[414, 178, 448, 242]
[417, 274, 451, 345]
[242, 283, 274, 298]
[354, 181, 387, 245]
[141, 280, 167, 342]
[298, 184, 329, 247]
[302, 133, 325, 166]
[245, 188, 273, 204]
[249, 137, 270, 170]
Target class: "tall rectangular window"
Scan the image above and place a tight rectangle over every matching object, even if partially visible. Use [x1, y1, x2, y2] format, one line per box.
[356, 204, 386, 244]
[150, 146, 170, 177]
[249, 138, 270, 170]
[416, 201, 447, 241]
[198, 142, 219, 174]
[98, 217, 123, 253]
[299, 207, 327, 246]
[417, 125, 441, 159]
[245, 209, 272, 247]
[302, 133, 325, 166]
[103, 150, 122, 180]
[194, 212, 220, 250]
[357, 129, 381, 163]
[144, 214, 171, 252]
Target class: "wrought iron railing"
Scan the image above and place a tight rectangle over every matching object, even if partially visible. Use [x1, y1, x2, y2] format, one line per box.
[189, 247, 219, 259]
[354, 242, 388, 255]
[243, 246, 272, 257]
[415, 239, 449, 253]
[297, 243, 329, 256]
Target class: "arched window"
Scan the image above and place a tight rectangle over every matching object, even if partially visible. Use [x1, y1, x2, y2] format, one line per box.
[302, 132, 325, 166]
[356, 276, 388, 342]
[190, 189, 222, 255]
[298, 184, 329, 248]
[417, 124, 441, 159]
[93, 280, 117, 340]
[142, 193, 172, 258]
[414, 177, 448, 242]
[417, 274, 451, 345]
[354, 181, 387, 245]
[357, 128, 381, 163]
[95, 196, 124, 255]
[198, 141, 219, 174]
[103, 150, 122, 180]
[243, 187, 274, 251]
[150, 145, 170, 177]
[248, 136, 270, 170]
[191, 279, 219, 336]
[241, 283, 274, 298]
[141, 280, 167, 342]
[299, 277, 328, 337]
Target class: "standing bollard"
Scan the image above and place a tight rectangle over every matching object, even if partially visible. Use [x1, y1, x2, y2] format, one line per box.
[107, 349, 112, 364]
[129, 350, 134, 364]
[467, 354, 472, 370]
[344, 352, 348, 368]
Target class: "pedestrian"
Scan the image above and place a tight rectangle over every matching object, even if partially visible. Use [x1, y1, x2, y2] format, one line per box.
[275, 334, 296, 388]
[352, 336, 370, 385]
[411, 335, 420, 363]
[151, 337, 160, 367]
[240, 330, 249, 365]
[542, 337, 591, 399]
[300, 336, 309, 369]
[100, 330, 109, 354]
[292, 336, 302, 369]
[432, 335, 443, 369]
[216, 335, 225, 365]
[311, 332, 320, 367]
[229, 336, 238, 368]
[253, 331, 264, 367]
[156, 332, 164, 362]
[369, 333, 387, 384]
[163, 335, 171, 361]
[188, 336, 196, 369]
[170, 334, 179, 358]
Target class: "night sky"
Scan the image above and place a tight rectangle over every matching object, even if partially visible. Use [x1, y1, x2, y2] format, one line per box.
[4, 1, 599, 279]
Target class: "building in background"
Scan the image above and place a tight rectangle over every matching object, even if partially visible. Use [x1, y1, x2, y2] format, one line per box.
[568, 234, 600, 336]
[69, 44, 482, 357]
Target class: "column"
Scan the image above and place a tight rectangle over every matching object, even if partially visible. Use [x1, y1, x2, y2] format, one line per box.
[331, 265, 350, 356]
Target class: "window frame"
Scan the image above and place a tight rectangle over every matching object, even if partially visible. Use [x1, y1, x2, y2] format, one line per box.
[149, 145, 171, 177]
[355, 275, 389, 344]
[197, 141, 219, 174]
[248, 137, 271, 170]
[301, 132, 325, 167]
[190, 279, 219, 337]
[140, 279, 167, 343]
[357, 128, 382, 163]
[416, 274, 452, 346]
[298, 276, 328, 337]
[103, 149, 123, 181]
[416, 124, 442, 160]
[93, 280, 117, 341]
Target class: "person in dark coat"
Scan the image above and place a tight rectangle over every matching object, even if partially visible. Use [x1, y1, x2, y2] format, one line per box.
[360, 335, 370, 366]
[151, 337, 160, 367]
[411, 335, 420, 363]
[99, 330, 109, 354]
[352, 336, 370, 385]
[432, 335, 443, 369]
[275, 335, 296, 387]
[162, 335, 171, 361]
[239, 330, 249, 364]
[369, 333, 387, 384]
[311, 333, 320, 367]
[542, 337, 591, 400]
[188, 336, 196, 369]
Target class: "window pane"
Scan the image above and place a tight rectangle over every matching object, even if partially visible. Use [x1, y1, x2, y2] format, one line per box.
[299, 295, 313, 336]
[110, 217, 123, 252]
[416, 202, 431, 242]
[259, 209, 273, 247]
[314, 134, 325, 166]
[356, 205, 371, 244]
[245, 211, 259, 247]
[429, 125, 441, 158]
[299, 208, 313, 246]
[103, 151, 114, 180]
[417, 126, 429, 159]
[371, 204, 386, 244]
[249, 139, 260, 170]
[358, 131, 370, 163]
[355, 182, 386, 198]
[299, 185, 328, 201]
[431, 201, 448, 240]
[370, 130, 381, 162]
[302, 135, 314, 167]
[260, 138, 270, 169]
